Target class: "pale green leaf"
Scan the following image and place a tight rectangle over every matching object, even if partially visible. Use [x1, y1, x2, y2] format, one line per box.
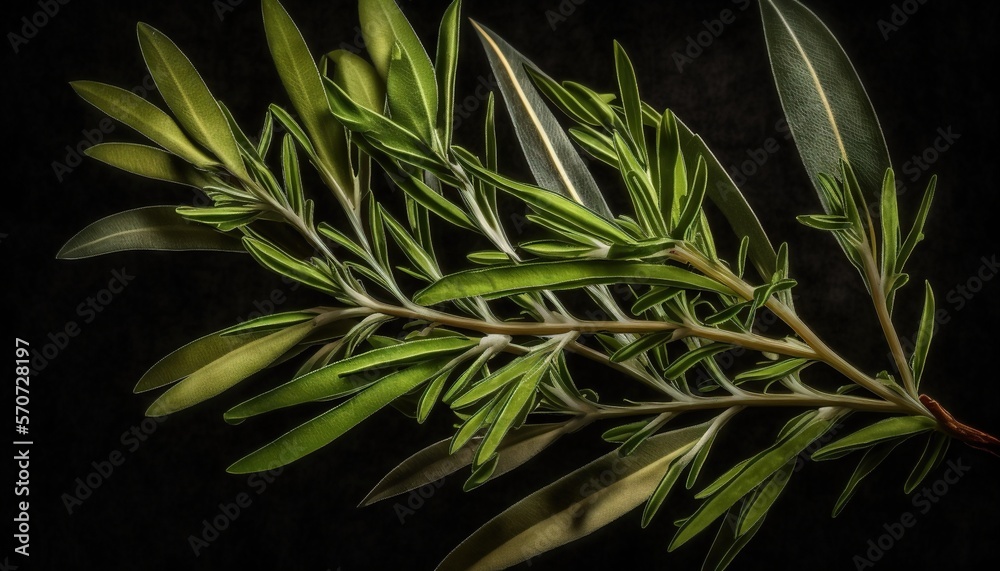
[57, 206, 244, 259]
[262, 0, 351, 190]
[135, 329, 269, 393]
[70, 80, 218, 168]
[84, 143, 210, 187]
[146, 321, 315, 416]
[137, 23, 248, 178]
[436, 423, 710, 571]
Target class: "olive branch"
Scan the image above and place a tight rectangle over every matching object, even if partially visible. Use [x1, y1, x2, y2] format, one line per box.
[59, 0, 998, 569]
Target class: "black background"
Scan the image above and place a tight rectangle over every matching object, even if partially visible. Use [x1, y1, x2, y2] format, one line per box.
[4, 0, 999, 569]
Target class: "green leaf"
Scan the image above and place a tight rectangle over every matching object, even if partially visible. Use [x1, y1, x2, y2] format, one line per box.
[415, 260, 733, 305]
[832, 440, 902, 517]
[879, 169, 899, 281]
[325, 50, 386, 113]
[737, 457, 795, 535]
[677, 155, 709, 237]
[381, 207, 440, 279]
[526, 68, 603, 127]
[242, 237, 339, 295]
[134, 329, 270, 393]
[734, 358, 811, 384]
[903, 431, 950, 494]
[631, 287, 683, 315]
[897, 176, 937, 271]
[452, 147, 630, 244]
[700, 505, 766, 571]
[674, 115, 778, 280]
[796, 214, 853, 231]
[474, 358, 550, 467]
[227, 357, 448, 473]
[472, 22, 613, 219]
[610, 332, 674, 363]
[70, 81, 218, 168]
[812, 416, 937, 461]
[436, 423, 710, 571]
[136, 23, 248, 179]
[911, 281, 935, 389]
[385, 171, 477, 232]
[263, 0, 351, 190]
[435, 0, 462, 146]
[225, 337, 476, 420]
[84, 143, 210, 187]
[662, 344, 732, 381]
[219, 311, 321, 336]
[451, 353, 545, 409]
[281, 135, 305, 215]
[386, 40, 439, 144]
[641, 448, 692, 527]
[146, 321, 315, 416]
[57, 206, 244, 259]
[671, 411, 836, 550]
[613, 41, 646, 162]
[759, 0, 891, 210]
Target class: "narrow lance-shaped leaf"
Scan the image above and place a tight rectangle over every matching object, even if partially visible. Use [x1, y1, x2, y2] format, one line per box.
[435, 0, 462, 146]
[69, 81, 218, 168]
[613, 41, 646, 163]
[146, 321, 316, 417]
[415, 260, 734, 305]
[84, 143, 211, 188]
[911, 281, 935, 389]
[812, 415, 936, 461]
[137, 23, 248, 179]
[759, 0, 891, 210]
[903, 431, 950, 494]
[224, 337, 476, 420]
[262, 0, 352, 191]
[832, 440, 902, 517]
[472, 22, 613, 219]
[436, 422, 711, 571]
[228, 357, 449, 474]
[674, 115, 778, 280]
[57, 206, 245, 259]
[671, 411, 838, 549]
[134, 329, 270, 393]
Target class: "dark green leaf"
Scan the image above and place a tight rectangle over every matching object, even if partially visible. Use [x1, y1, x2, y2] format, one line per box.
[759, 0, 891, 210]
